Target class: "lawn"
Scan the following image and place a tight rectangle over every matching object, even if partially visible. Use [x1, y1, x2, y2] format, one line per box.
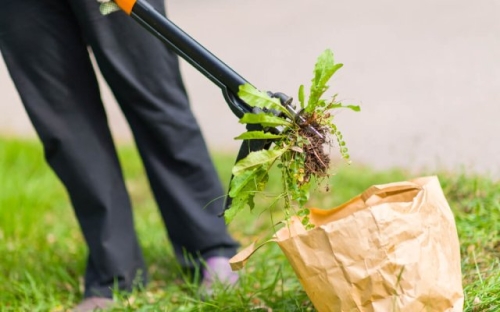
[0, 137, 498, 311]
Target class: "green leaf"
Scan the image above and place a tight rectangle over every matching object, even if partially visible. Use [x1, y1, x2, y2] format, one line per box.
[298, 84, 305, 109]
[307, 49, 343, 112]
[327, 103, 361, 112]
[239, 113, 292, 128]
[238, 84, 290, 116]
[234, 131, 285, 140]
[229, 167, 261, 197]
[225, 181, 259, 224]
[301, 217, 310, 226]
[297, 208, 310, 217]
[347, 105, 361, 112]
[232, 148, 287, 176]
[313, 49, 342, 87]
[224, 195, 248, 224]
[295, 183, 311, 206]
[256, 171, 269, 192]
[226, 167, 269, 223]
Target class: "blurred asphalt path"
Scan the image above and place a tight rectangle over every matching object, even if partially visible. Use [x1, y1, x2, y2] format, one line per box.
[1, 0, 499, 177]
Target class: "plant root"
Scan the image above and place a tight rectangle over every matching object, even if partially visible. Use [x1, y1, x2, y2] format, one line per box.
[297, 114, 331, 184]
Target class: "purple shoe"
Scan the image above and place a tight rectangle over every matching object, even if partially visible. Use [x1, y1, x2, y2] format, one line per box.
[200, 256, 239, 296]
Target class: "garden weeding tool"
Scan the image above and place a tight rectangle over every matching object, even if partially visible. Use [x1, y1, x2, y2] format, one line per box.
[106, 0, 324, 212]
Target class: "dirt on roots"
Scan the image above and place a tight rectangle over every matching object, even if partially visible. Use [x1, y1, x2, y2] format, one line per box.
[298, 117, 331, 183]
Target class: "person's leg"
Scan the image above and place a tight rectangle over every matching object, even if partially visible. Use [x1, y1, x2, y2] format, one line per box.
[0, 0, 146, 298]
[69, 0, 239, 266]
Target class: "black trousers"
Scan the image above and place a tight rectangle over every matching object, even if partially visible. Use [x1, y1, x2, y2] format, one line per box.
[0, 0, 238, 298]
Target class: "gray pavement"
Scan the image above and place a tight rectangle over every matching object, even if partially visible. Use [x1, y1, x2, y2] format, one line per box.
[1, 0, 499, 178]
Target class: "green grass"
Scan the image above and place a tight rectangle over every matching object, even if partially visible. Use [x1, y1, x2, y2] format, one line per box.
[0, 137, 498, 311]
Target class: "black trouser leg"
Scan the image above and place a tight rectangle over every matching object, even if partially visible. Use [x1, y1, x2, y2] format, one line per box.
[0, 0, 146, 298]
[68, 0, 239, 266]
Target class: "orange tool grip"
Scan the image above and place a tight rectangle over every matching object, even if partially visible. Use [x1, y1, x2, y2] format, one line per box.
[113, 0, 137, 15]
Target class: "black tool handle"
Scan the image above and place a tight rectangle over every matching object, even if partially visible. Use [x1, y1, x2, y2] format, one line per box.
[130, 0, 253, 118]
[115, 0, 284, 215]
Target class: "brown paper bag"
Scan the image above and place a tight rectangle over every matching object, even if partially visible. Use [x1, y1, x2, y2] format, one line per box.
[230, 176, 464, 312]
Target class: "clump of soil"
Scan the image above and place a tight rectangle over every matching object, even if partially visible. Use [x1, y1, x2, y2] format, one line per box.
[297, 114, 331, 184]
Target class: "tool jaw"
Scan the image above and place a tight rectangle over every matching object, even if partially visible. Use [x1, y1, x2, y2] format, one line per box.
[268, 92, 325, 141]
